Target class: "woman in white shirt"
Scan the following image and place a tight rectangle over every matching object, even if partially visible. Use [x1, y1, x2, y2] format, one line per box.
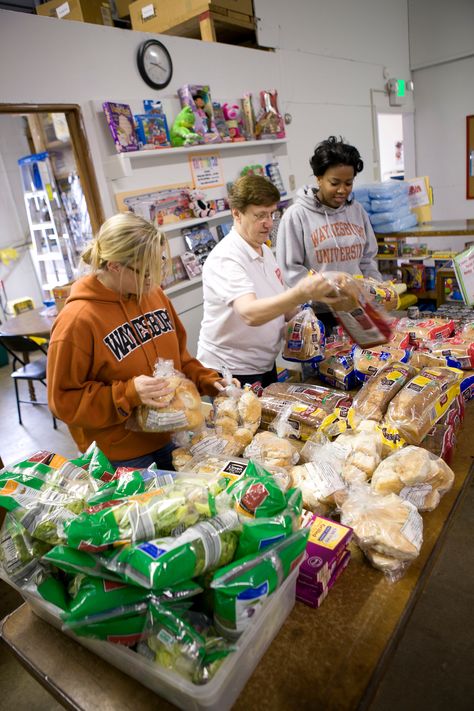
[197, 175, 346, 387]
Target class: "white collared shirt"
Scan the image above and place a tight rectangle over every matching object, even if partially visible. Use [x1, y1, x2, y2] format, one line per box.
[197, 227, 286, 374]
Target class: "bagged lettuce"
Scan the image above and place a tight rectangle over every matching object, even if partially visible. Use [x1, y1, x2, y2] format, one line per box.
[0, 512, 51, 585]
[107, 511, 240, 590]
[138, 603, 235, 684]
[71, 441, 115, 484]
[211, 529, 308, 638]
[70, 613, 148, 645]
[43, 545, 122, 581]
[63, 479, 219, 551]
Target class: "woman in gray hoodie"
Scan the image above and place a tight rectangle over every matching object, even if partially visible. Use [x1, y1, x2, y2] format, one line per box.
[277, 136, 382, 327]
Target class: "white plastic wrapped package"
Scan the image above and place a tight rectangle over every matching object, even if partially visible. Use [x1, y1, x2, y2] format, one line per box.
[374, 213, 418, 233]
[243, 430, 300, 469]
[367, 182, 409, 200]
[370, 445, 454, 511]
[290, 439, 347, 514]
[339, 483, 423, 581]
[332, 421, 383, 484]
[369, 206, 412, 226]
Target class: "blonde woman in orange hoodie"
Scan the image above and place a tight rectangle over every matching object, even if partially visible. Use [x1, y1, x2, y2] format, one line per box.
[47, 213, 225, 470]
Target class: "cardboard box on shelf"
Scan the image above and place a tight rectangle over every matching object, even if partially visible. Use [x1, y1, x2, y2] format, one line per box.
[52, 282, 74, 312]
[37, 0, 114, 26]
[111, 0, 131, 17]
[129, 0, 253, 34]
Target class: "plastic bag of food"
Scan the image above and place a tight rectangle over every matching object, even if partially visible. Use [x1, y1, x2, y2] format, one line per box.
[290, 438, 347, 514]
[63, 478, 219, 551]
[71, 442, 115, 484]
[243, 430, 299, 469]
[210, 529, 308, 638]
[43, 544, 122, 581]
[332, 421, 383, 484]
[138, 603, 235, 684]
[0, 512, 51, 585]
[339, 483, 423, 581]
[105, 511, 240, 590]
[131, 358, 205, 433]
[396, 317, 455, 347]
[355, 276, 400, 311]
[370, 445, 454, 511]
[235, 494, 301, 559]
[282, 305, 325, 363]
[317, 351, 355, 391]
[418, 336, 474, 370]
[220, 462, 301, 519]
[185, 454, 292, 492]
[211, 370, 261, 447]
[349, 361, 418, 427]
[385, 366, 463, 444]
[352, 344, 412, 383]
[69, 612, 149, 645]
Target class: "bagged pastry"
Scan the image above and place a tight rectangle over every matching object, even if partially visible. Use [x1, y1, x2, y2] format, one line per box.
[282, 305, 325, 363]
[244, 430, 300, 469]
[332, 421, 383, 484]
[385, 366, 463, 444]
[290, 437, 346, 514]
[371, 445, 454, 511]
[355, 276, 400, 311]
[171, 428, 243, 471]
[339, 484, 423, 580]
[209, 370, 261, 452]
[349, 361, 417, 427]
[133, 359, 204, 433]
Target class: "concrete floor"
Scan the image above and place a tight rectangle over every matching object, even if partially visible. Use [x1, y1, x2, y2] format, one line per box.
[0, 359, 473, 710]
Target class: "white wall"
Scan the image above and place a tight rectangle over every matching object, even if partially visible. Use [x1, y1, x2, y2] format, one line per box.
[408, 1, 474, 222]
[0, 115, 43, 310]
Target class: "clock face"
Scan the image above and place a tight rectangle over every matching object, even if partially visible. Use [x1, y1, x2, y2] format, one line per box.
[137, 40, 173, 90]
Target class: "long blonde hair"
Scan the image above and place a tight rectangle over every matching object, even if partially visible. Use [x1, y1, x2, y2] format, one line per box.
[82, 213, 170, 301]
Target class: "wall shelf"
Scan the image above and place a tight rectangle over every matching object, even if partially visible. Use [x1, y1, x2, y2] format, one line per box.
[161, 210, 232, 235]
[164, 274, 202, 296]
[103, 139, 288, 181]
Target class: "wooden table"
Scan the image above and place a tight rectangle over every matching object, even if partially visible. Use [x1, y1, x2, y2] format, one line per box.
[0, 306, 55, 339]
[1, 406, 473, 711]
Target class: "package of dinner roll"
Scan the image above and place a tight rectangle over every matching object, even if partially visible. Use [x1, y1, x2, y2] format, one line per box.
[208, 368, 261, 453]
[370, 445, 455, 512]
[282, 305, 325, 363]
[339, 483, 423, 581]
[130, 358, 205, 433]
[244, 430, 300, 469]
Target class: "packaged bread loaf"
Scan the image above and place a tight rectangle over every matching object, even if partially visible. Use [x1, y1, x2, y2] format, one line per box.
[418, 335, 474, 370]
[349, 361, 417, 427]
[352, 344, 411, 383]
[290, 439, 346, 514]
[260, 382, 352, 440]
[134, 359, 204, 433]
[317, 351, 355, 391]
[339, 484, 423, 578]
[384, 366, 463, 445]
[283, 305, 325, 363]
[371, 445, 455, 511]
[355, 276, 400, 311]
[171, 427, 243, 471]
[396, 317, 455, 346]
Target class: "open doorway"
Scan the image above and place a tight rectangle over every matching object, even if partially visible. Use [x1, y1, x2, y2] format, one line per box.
[377, 113, 404, 181]
[0, 104, 103, 314]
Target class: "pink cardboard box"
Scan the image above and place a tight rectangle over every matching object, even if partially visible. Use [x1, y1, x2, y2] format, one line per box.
[298, 515, 352, 584]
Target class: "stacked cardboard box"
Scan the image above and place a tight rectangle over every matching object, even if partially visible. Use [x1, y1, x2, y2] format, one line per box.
[296, 513, 353, 608]
[37, 0, 114, 26]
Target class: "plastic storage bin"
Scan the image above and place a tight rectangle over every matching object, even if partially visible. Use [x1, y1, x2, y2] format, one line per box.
[11, 566, 299, 711]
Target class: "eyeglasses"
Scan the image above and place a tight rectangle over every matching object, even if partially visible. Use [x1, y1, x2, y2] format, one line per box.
[249, 210, 280, 223]
[124, 265, 151, 279]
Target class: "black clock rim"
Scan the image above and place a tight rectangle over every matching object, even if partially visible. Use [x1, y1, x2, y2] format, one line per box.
[137, 39, 173, 90]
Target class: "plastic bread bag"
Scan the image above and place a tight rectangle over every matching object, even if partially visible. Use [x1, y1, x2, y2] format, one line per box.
[211, 368, 262, 441]
[354, 276, 400, 311]
[322, 272, 393, 348]
[317, 350, 355, 391]
[395, 317, 455, 347]
[62, 478, 221, 551]
[184, 454, 292, 493]
[384, 366, 463, 445]
[282, 304, 325, 363]
[0, 512, 51, 586]
[102, 510, 240, 590]
[332, 421, 384, 485]
[418, 335, 474, 370]
[171, 426, 245, 471]
[290, 438, 347, 514]
[243, 429, 300, 469]
[210, 528, 308, 639]
[339, 483, 423, 581]
[130, 358, 205, 433]
[370, 445, 454, 511]
[351, 344, 412, 383]
[138, 602, 235, 684]
[349, 361, 418, 427]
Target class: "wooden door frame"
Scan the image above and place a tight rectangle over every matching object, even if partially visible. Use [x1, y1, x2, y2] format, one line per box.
[0, 103, 104, 233]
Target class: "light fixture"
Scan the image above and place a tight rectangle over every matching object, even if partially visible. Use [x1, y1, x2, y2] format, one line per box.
[386, 78, 414, 106]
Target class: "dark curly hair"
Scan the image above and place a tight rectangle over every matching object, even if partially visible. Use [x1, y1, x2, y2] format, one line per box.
[310, 136, 364, 177]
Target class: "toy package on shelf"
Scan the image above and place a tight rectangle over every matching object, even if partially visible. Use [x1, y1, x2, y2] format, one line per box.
[265, 162, 286, 195]
[102, 102, 139, 153]
[182, 223, 218, 265]
[240, 164, 265, 178]
[180, 251, 202, 279]
[170, 106, 202, 147]
[255, 89, 285, 140]
[216, 221, 233, 241]
[222, 103, 247, 142]
[240, 94, 256, 140]
[160, 256, 189, 290]
[134, 114, 171, 149]
[177, 84, 221, 143]
[123, 188, 194, 225]
[212, 102, 232, 142]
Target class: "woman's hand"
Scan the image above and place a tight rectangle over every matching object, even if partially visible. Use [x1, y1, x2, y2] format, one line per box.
[295, 273, 339, 304]
[322, 272, 362, 311]
[213, 377, 241, 393]
[134, 375, 174, 407]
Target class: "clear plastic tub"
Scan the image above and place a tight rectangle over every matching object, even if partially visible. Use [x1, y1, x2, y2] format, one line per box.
[11, 567, 299, 711]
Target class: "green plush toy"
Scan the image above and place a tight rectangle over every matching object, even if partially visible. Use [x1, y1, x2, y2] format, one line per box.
[170, 106, 202, 147]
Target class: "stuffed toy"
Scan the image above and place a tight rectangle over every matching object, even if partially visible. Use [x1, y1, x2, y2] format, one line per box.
[188, 189, 216, 218]
[170, 106, 202, 147]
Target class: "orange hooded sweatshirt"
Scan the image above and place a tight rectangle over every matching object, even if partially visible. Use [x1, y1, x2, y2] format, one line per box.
[47, 275, 220, 460]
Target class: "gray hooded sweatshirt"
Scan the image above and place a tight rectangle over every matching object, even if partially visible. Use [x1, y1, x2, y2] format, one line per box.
[276, 185, 382, 287]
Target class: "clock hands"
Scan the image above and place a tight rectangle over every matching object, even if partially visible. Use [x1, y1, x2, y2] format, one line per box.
[149, 60, 166, 71]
